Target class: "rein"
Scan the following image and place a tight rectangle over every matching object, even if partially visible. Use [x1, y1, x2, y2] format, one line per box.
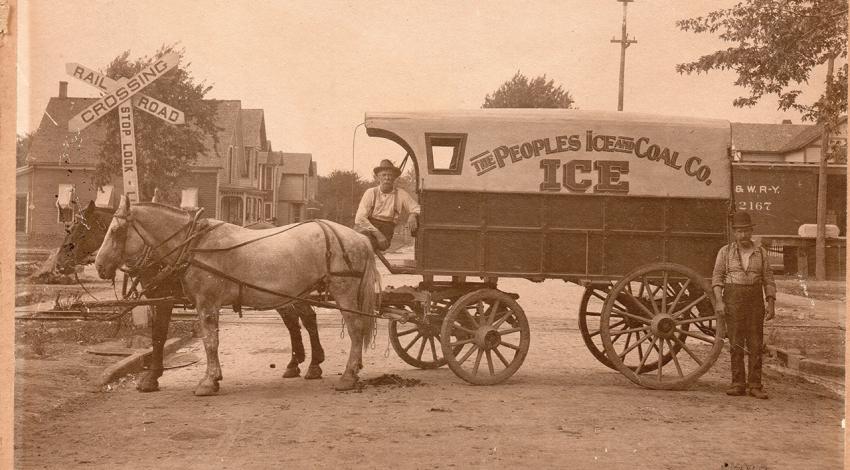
[110, 211, 378, 318]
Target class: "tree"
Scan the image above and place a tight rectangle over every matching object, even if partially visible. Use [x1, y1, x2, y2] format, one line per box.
[482, 71, 575, 109]
[94, 44, 219, 201]
[677, 1, 848, 280]
[16, 132, 33, 168]
[676, 0, 847, 131]
[317, 170, 371, 227]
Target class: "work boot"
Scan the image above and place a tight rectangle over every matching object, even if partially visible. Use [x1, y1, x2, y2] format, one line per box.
[725, 385, 746, 396]
[748, 388, 769, 399]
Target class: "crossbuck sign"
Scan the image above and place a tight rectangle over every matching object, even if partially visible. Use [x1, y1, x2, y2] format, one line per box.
[66, 52, 183, 203]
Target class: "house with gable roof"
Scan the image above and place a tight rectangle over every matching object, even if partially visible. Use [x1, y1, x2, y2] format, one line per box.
[16, 81, 318, 243]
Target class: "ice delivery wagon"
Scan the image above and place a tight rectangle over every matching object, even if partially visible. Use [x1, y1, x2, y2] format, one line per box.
[367, 109, 731, 389]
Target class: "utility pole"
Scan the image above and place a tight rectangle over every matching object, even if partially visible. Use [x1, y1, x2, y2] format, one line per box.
[611, 0, 637, 111]
[815, 55, 836, 281]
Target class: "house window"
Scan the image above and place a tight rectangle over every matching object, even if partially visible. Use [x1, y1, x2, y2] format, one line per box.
[262, 166, 273, 190]
[242, 148, 251, 177]
[425, 133, 467, 175]
[228, 147, 234, 184]
[56, 184, 76, 223]
[292, 203, 303, 223]
[221, 196, 243, 225]
[16, 194, 27, 232]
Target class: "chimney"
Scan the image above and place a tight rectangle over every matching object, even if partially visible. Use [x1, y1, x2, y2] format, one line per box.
[782, 119, 792, 124]
[59, 81, 68, 98]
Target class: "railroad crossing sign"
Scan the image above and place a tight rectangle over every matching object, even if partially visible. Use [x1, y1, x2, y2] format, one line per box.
[65, 52, 183, 203]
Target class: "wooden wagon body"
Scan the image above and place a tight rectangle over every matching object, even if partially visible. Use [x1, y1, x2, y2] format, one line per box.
[366, 110, 733, 389]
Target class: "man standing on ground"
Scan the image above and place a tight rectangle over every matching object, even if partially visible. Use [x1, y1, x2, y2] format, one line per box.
[712, 211, 776, 399]
[355, 159, 420, 251]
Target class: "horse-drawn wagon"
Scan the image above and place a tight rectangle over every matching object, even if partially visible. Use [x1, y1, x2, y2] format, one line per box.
[58, 109, 732, 394]
[369, 109, 731, 390]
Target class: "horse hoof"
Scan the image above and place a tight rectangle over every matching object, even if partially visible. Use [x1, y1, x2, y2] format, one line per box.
[193, 381, 220, 396]
[334, 376, 358, 391]
[304, 365, 322, 380]
[136, 380, 160, 393]
[282, 366, 301, 378]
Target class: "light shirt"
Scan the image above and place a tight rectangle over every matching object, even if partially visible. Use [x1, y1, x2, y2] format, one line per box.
[355, 186, 421, 234]
[711, 243, 777, 298]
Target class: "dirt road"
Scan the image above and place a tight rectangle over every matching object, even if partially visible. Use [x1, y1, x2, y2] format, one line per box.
[15, 279, 844, 469]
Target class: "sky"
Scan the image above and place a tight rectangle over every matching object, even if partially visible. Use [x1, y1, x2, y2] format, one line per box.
[17, 0, 830, 177]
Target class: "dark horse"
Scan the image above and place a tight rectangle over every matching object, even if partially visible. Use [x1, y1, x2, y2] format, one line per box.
[57, 200, 326, 391]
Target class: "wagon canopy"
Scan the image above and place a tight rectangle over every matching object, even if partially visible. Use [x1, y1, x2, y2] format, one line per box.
[365, 109, 732, 199]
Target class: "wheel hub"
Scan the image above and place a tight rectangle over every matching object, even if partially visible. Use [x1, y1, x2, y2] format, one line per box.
[475, 327, 501, 351]
[651, 314, 676, 339]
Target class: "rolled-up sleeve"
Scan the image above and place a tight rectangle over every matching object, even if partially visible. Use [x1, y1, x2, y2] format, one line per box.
[354, 188, 379, 233]
[711, 245, 728, 289]
[399, 189, 421, 215]
[761, 249, 777, 299]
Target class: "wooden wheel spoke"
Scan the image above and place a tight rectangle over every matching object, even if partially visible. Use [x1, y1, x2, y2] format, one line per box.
[616, 290, 655, 319]
[472, 348, 484, 375]
[657, 338, 664, 380]
[674, 327, 716, 345]
[584, 311, 602, 317]
[498, 327, 522, 335]
[487, 300, 501, 325]
[449, 337, 476, 347]
[457, 344, 479, 365]
[635, 334, 655, 373]
[618, 331, 652, 359]
[500, 341, 520, 351]
[666, 338, 684, 377]
[643, 276, 660, 315]
[397, 327, 419, 337]
[452, 323, 476, 336]
[593, 319, 625, 339]
[590, 290, 609, 302]
[661, 272, 669, 314]
[403, 332, 423, 352]
[676, 315, 719, 326]
[672, 335, 703, 366]
[486, 350, 495, 375]
[429, 336, 439, 360]
[493, 347, 511, 367]
[610, 308, 652, 325]
[493, 310, 514, 328]
[463, 309, 480, 327]
[615, 325, 651, 335]
[416, 335, 427, 361]
[671, 293, 708, 319]
[667, 279, 690, 314]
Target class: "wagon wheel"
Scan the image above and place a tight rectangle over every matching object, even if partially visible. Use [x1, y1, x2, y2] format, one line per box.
[387, 293, 461, 369]
[580, 284, 683, 372]
[600, 262, 724, 390]
[440, 289, 530, 385]
[578, 283, 618, 369]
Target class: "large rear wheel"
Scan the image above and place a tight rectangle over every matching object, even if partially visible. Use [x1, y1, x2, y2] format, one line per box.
[600, 263, 724, 390]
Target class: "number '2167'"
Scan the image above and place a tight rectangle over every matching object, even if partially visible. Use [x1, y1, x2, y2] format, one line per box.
[738, 201, 772, 211]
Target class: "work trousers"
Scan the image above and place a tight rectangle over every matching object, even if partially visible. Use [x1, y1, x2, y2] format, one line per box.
[362, 217, 395, 251]
[723, 284, 765, 389]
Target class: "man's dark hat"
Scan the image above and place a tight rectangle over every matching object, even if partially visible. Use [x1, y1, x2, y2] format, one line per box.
[730, 211, 755, 229]
[373, 159, 401, 177]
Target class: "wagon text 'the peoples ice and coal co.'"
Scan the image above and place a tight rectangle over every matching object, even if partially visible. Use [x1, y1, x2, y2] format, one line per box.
[469, 131, 715, 193]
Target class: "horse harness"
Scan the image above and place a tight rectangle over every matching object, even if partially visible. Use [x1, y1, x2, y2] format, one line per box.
[114, 211, 379, 318]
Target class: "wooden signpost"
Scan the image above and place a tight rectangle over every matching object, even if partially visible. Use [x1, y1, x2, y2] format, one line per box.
[66, 52, 184, 203]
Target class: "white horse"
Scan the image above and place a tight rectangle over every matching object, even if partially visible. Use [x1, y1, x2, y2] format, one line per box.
[95, 196, 379, 394]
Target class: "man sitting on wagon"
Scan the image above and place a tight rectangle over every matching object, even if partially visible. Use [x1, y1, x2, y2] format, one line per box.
[355, 159, 420, 251]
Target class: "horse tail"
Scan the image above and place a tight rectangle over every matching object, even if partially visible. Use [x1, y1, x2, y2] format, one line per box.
[357, 242, 381, 350]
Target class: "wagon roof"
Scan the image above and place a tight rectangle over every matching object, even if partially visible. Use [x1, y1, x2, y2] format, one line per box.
[365, 109, 730, 128]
